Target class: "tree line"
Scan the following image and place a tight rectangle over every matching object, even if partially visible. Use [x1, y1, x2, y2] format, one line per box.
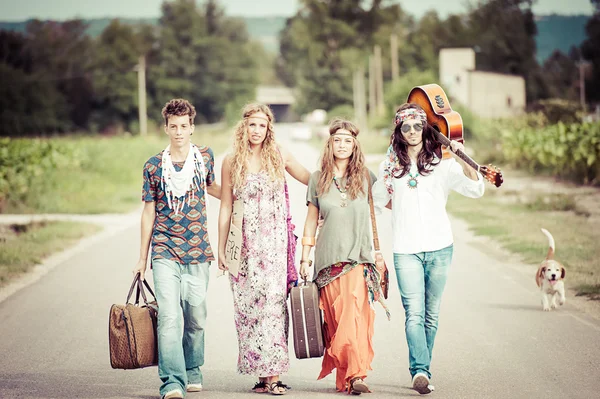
[0, 0, 259, 136]
[1, 0, 599, 137]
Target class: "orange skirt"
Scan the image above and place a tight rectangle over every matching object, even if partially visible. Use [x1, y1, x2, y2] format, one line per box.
[318, 264, 375, 391]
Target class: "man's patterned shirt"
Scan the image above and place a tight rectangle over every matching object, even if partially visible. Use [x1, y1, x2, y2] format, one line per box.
[142, 145, 215, 265]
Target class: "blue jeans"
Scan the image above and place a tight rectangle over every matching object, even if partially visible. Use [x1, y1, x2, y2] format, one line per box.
[393, 245, 453, 379]
[152, 258, 210, 397]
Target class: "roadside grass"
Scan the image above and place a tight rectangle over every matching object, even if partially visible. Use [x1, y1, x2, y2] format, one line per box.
[0, 127, 232, 289]
[0, 221, 101, 287]
[447, 189, 600, 298]
[3, 127, 231, 214]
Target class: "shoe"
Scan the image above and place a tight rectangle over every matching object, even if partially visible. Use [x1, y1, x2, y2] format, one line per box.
[412, 373, 432, 395]
[187, 383, 203, 392]
[267, 381, 291, 395]
[348, 377, 370, 395]
[163, 389, 184, 399]
[251, 381, 269, 393]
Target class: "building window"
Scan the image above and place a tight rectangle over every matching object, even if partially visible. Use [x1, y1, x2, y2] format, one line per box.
[507, 96, 512, 107]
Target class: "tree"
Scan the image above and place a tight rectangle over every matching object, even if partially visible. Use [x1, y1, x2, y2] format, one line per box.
[90, 20, 140, 132]
[0, 30, 69, 135]
[195, 1, 259, 121]
[150, 0, 258, 123]
[25, 20, 94, 129]
[581, 3, 600, 104]
[277, 0, 403, 114]
[542, 49, 578, 100]
[467, 0, 547, 102]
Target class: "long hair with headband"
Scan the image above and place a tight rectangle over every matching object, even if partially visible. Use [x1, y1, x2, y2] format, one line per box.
[317, 118, 366, 200]
[389, 103, 441, 178]
[229, 103, 284, 191]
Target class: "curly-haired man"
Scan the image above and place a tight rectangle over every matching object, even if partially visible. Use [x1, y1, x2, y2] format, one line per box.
[133, 98, 221, 399]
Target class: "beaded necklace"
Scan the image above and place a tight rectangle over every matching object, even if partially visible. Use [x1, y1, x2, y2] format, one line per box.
[333, 176, 350, 207]
[407, 163, 419, 189]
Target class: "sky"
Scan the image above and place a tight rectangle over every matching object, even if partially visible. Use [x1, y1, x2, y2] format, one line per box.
[0, 0, 595, 21]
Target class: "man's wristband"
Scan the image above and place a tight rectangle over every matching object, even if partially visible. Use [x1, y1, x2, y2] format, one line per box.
[302, 237, 316, 246]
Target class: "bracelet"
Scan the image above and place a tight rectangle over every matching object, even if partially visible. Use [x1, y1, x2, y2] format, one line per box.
[301, 237, 316, 246]
[300, 259, 313, 267]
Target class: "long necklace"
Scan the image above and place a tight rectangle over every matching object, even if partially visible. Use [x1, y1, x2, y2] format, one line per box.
[407, 163, 419, 189]
[333, 176, 350, 207]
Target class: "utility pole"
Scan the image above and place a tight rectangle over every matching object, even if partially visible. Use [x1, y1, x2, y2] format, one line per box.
[353, 70, 359, 123]
[368, 55, 377, 124]
[353, 67, 367, 131]
[374, 45, 385, 117]
[136, 55, 148, 136]
[579, 60, 587, 113]
[358, 66, 367, 131]
[391, 33, 399, 83]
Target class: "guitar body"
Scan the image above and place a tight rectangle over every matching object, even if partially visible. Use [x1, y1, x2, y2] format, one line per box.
[406, 83, 504, 187]
[407, 84, 463, 159]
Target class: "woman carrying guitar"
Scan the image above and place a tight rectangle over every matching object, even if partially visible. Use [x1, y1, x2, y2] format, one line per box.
[372, 102, 485, 395]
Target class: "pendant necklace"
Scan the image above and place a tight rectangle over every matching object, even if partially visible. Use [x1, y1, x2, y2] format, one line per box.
[407, 164, 419, 189]
[333, 176, 350, 207]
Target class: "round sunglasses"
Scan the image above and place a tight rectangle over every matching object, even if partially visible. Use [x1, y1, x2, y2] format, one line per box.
[400, 123, 424, 133]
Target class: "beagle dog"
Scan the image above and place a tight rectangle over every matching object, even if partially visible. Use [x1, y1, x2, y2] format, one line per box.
[535, 228, 566, 311]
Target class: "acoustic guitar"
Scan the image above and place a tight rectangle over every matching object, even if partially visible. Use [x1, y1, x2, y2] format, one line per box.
[407, 84, 504, 188]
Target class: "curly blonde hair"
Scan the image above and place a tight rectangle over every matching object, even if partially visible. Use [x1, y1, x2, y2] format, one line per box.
[317, 118, 367, 200]
[229, 103, 284, 191]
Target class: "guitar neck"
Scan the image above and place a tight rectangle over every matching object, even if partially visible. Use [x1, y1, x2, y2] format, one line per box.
[434, 131, 480, 172]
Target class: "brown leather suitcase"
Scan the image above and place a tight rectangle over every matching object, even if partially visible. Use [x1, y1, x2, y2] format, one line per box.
[109, 275, 158, 369]
[289, 280, 325, 359]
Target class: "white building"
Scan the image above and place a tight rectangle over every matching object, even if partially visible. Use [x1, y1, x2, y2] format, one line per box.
[439, 48, 526, 118]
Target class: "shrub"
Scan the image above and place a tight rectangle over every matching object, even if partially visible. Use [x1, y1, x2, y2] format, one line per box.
[501, 122, 600, 185]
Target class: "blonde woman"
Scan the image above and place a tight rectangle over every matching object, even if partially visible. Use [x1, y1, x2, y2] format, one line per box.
[218, 103, 309, 395]
[300, 118, 388, 395]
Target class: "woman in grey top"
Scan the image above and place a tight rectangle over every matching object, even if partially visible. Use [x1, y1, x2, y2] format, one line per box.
[299, 118, 388, 395]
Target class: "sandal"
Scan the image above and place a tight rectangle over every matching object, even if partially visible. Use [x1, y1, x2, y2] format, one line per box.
[251, 381, 268, 393]
[348, 377, 370, 395]
[267, 381, 291, 395]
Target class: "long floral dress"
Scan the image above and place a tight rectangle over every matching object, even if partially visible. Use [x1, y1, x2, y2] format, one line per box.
[230, 171, 289, 376]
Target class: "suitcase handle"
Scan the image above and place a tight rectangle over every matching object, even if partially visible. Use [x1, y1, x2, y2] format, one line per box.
[126, 274, 157, 305]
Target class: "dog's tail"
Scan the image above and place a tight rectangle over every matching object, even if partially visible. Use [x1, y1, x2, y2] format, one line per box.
[541, 228, 555, 260]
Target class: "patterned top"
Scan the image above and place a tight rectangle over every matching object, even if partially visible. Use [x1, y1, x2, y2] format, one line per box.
[142, 145, 215, 265]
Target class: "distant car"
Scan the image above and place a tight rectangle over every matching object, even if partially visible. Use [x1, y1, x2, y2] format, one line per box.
[290, 125, 312, 141]
[304, 109, 327, 125]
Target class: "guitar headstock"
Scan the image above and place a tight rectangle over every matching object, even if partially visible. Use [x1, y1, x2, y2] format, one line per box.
[479, 164, 504, 188]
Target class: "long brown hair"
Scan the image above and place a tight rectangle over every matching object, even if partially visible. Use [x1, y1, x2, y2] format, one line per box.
[229, 103, 284, 191]
[317, 118, 366, 200]
[390, 103, 441, 178]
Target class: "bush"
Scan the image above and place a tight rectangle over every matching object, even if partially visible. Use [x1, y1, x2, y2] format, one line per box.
[0, 138, 82, 211]
[327, 104, 355, 121]
[501, 122, 600, 185]
[528, 99, 583, 125]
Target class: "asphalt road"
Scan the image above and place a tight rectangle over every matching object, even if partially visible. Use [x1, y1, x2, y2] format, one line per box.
[1, 124, 599, 399]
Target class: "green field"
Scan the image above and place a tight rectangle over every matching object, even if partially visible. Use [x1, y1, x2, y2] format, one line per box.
[0, 128, 233, 287]
[1, 128, 231, 214]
